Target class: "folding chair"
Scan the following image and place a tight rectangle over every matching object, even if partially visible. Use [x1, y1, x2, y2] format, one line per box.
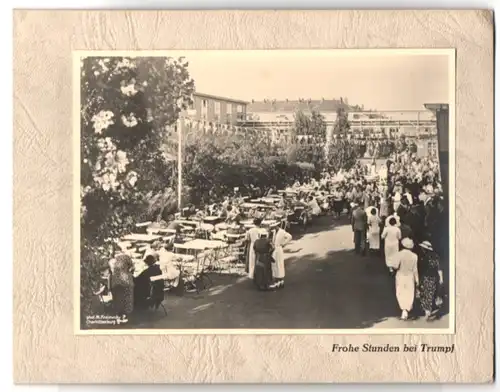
[148, 276, 168, 316]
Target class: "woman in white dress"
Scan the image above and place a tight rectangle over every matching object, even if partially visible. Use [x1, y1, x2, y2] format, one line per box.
[245, 218, 263, 279]
[381, 217, 402, 271]
[393, 238, 419, 320]
[271, 226, 293, 289]
[366, 207, 381, 253]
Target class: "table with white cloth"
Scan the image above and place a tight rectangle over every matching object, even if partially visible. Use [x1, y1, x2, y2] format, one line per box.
[174, 239, 231, 288]
[122, 233, 162, 243]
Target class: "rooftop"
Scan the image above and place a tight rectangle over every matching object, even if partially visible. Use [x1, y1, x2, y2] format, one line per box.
[193, 92, 248, 105]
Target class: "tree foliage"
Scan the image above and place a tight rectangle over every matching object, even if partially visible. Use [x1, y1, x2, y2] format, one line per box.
[181, 130, 312, 205]
[290, 110, 327, 175]
[81, 56, 194, 246]
[79, 56, 195, 319]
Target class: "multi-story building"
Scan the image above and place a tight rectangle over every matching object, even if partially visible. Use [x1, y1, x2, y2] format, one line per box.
[182, 92, 248, 126]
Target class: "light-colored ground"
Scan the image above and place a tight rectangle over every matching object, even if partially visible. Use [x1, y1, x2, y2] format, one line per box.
[135, 215, 449, 330]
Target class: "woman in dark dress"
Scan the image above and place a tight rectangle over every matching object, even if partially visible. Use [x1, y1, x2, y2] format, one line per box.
[417, 241, 444, 320]
[134, 254, 163, 311]
[252, 229, 275, 291]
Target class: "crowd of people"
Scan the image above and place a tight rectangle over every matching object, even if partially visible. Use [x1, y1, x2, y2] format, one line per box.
[94, 144, 447, 324]
[335, 150, 447, 321]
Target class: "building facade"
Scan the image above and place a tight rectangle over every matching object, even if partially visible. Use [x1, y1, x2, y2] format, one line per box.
[182, 92, 248, 126]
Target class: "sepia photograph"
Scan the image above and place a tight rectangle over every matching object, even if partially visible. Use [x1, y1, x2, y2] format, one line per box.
[75, 49, 455, 333]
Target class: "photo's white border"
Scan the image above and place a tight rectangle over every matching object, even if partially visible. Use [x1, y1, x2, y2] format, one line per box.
[73, 48, 456, 335]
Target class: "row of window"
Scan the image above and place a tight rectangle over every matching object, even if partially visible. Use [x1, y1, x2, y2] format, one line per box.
[199, 99, 244, 115]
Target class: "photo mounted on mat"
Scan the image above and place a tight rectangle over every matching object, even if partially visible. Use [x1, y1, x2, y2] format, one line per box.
[74, 49, 455, 334]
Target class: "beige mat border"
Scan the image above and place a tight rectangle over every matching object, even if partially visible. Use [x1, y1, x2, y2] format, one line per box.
[13, 10, 493, 383]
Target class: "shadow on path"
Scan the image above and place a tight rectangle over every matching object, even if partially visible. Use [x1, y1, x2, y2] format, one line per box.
[137, 242, 449, 330]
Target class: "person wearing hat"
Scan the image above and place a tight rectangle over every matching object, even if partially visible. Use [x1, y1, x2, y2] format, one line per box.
[253, 228, 275, 291]
[392, 238, 419, 320]
[417, 241, 444, 320]
[133, 253, 163, 311]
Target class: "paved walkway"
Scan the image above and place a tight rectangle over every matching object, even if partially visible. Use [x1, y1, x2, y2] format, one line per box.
[136, 216, 449, 330]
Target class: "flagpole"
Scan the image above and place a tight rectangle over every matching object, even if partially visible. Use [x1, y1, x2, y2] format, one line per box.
[177, 117, 183, 211]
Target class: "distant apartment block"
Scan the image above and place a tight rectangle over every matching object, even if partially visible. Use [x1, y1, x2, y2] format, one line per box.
[182, 92, 248, 126]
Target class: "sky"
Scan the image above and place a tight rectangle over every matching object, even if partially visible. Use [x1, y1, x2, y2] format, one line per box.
[164, 50, 452, 111]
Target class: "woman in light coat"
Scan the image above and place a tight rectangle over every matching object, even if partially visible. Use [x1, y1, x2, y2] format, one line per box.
[366, 207, 381, 253]
[393, 238, 419, 320]
[271, 226, 293, 289]
[381, 217, 402, 271]
[245, 217, 263, 279]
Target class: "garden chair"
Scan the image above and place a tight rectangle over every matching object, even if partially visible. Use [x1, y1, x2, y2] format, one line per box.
[148, 276, 168, 316]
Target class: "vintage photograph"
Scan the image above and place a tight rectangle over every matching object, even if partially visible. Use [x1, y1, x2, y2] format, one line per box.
[75, 49, 454, 333]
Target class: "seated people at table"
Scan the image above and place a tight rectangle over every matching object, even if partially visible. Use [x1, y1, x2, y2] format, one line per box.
[194, 209, 205, 220]
[181, 204, 197, 219]
[225, 205, 239, 222]
[133, 254, 163, 311]
[266, 186, 277, 196]
[109, 253, 134, 316]
[253, 229, 275, 291]
[227, 216, 245, 234]
[222, 196, 230, 210]
[173, 227, 184, 244]
[166, 218, 181, 232]
[156, 243, 181, 288]
[245, 218, 263, 279]
[218, 205, 228, 220]
[307, 196, 321, 217]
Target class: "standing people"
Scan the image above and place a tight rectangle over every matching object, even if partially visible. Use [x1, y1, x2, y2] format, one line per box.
[245, 217, 263, 279]
[417, 241, 444, 320]
[271, 225, 293, 288]
[332, 187, 344, 218]
[366, 207, 381, 255]
[393, 238, 419, 320]
[351, 203, 368, 255]
[109, 253, 134, 317]
[253, 229, 275, 291]
[381, 217, 402, 271]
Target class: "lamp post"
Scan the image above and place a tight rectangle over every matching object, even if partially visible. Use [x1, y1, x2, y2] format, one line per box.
[177, 117, 183, 211]
[177, 110, 197, 211]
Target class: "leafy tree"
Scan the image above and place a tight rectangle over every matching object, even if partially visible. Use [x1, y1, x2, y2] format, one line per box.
[291, 110, 327, 175]
[333, 107, 350, 135]
[80, 56, 194, 320]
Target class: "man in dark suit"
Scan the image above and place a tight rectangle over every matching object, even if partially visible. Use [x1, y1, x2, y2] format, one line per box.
[351, 203, 368, 255]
